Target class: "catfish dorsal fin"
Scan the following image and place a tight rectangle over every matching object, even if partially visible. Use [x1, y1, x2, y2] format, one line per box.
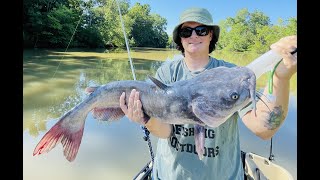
[84, 86, 100, 95]
[148, 75, 168, 90]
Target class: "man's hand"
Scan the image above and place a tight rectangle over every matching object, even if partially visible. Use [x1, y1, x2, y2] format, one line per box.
[119, 89, 150, 125]
[270, 35, 297, 79]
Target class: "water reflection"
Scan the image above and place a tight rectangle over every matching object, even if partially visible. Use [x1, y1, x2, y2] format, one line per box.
[23, 49, 297, 180]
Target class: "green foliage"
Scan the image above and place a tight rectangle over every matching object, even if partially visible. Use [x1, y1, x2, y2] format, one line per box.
[23, 0, 85, 48]
[23, 2, 296, 49]
[218, 8, 296, 53]
[23, 0, 169, 48]
[221, 23, 255, 52]
[76, 26, 105, 48]
[45, 5, 80, 47]
[93, 0, 129, 47]
[126, 3, 168, 48]
[150, 14, 169, 48]
[248, 10, 271, 33]
[167, 35, 174, 48]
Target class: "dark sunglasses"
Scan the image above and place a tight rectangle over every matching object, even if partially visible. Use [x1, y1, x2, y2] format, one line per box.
[179, 25, 211, 38]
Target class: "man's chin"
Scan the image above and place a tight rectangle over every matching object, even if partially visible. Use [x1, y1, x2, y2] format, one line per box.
[186, 46, 203, 53]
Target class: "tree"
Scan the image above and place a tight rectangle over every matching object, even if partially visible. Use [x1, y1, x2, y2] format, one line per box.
[126, 3, 168, 47]
[217, 8, 296, 53]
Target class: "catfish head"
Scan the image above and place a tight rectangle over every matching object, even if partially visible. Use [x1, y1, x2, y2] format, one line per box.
[190, 66, 256, 128]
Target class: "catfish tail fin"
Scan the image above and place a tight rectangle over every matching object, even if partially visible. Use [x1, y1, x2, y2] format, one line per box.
[33, 115, 85, 162]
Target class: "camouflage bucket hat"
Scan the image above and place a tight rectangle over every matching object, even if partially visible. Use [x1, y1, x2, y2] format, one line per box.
[172, 7, 220, 44]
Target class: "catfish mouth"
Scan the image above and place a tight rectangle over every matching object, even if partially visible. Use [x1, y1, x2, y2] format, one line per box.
[246, 73, 257, 116]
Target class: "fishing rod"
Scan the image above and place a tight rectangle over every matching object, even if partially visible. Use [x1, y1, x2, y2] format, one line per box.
[116, 0, 136, 81]
[115, 0, 155, 165]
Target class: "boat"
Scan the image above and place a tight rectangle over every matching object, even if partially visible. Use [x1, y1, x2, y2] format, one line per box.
[133, 150, 294, 180]
[242, 151, 294, 180]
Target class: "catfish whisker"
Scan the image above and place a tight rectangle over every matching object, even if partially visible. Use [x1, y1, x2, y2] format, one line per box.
[255, 94, 272, 113]
[255, 90, 272, 103]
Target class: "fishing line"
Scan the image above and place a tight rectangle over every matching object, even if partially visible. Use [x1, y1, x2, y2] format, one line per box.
[51, 14, 83, 79]
[267, 48, 297, 161]
[115, 0, 155, 163]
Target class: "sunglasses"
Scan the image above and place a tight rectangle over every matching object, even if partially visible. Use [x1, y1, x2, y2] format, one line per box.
[179, 25, 211, 38]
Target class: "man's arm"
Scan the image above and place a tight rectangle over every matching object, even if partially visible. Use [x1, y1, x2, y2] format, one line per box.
[241, 35, 297, 139]
[241, 74, 291, 139]
[144, 117, 172, 138]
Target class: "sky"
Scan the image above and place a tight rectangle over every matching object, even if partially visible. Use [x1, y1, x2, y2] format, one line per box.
[129, 0, 297, 35]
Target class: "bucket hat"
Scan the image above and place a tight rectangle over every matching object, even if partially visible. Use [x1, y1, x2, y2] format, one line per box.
[173, 7, 220, 44]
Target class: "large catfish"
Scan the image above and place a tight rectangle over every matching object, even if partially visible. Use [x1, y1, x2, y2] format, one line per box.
[33, 66, 257, 161]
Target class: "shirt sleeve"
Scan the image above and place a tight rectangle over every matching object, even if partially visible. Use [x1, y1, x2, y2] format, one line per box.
[154, 64, 172, 84]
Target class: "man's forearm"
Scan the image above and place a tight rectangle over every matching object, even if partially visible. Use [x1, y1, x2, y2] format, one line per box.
[262, 74, 290, 130]
[242, 75, 291, 139]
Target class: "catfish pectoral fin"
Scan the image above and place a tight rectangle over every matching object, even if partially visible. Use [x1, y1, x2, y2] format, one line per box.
[192, 98, 227, 128]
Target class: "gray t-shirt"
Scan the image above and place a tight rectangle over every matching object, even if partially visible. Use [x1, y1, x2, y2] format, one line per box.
[152, 56, 250, 180]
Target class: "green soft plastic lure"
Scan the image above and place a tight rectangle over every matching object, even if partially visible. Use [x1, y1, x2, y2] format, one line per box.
[268, 60, 282, 94]
[268, 48, 297, 94]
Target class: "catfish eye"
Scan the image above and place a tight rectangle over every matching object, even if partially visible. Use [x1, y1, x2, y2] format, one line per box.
[230, 92, 239, 100]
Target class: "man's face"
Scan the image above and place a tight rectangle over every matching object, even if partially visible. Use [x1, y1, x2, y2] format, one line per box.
[180, 22, 213, 54]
